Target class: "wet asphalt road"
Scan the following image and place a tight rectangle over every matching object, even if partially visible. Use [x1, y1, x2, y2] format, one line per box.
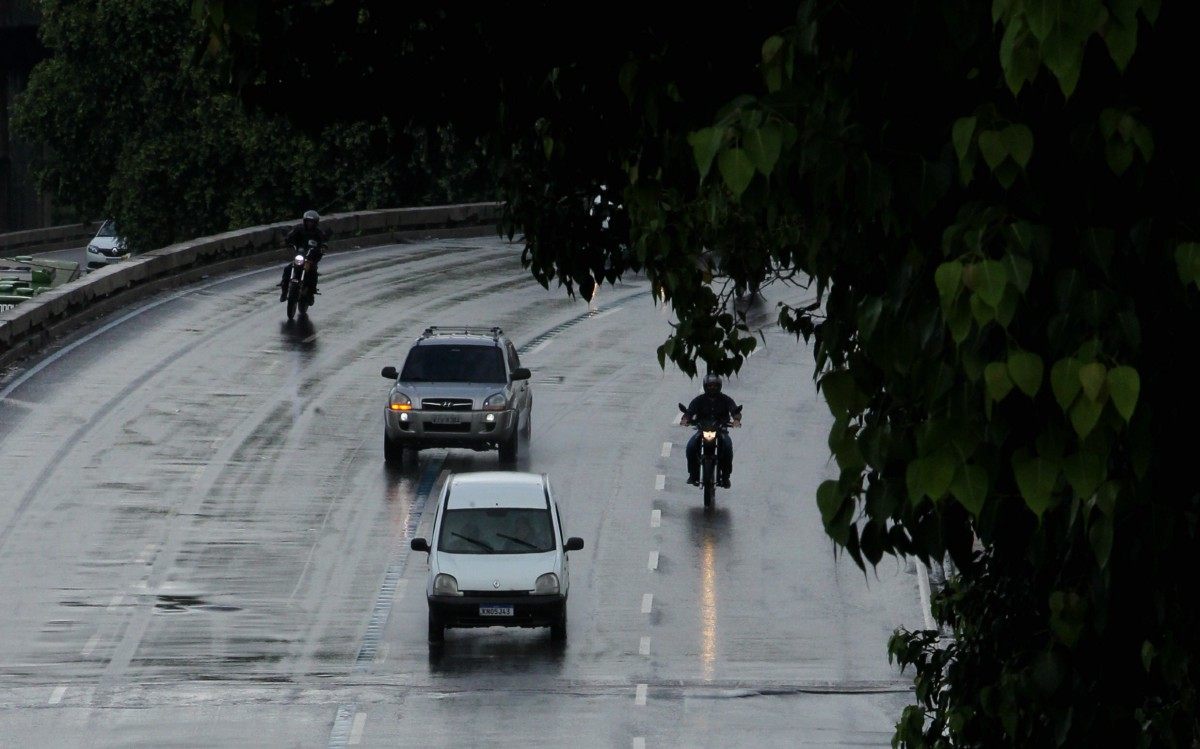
[0, 237, 923, 747]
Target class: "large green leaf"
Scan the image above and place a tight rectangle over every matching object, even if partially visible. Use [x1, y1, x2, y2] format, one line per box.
[820, 369, 862, 417]
[1063, 451, 1105, 499]
[1078, 362, 1108, 402]
[1001, 124, 1034, 168]
[1007, 350, 1044, 396]
[984, 361, 1014, 402]
[975, 260, 1009, 307]
[1106, 366, 1140, 421]
[952, 117, 977, 162]
[950, 463, 989, 516]
[1070, 396, 1104, 438]
[718, 147, 756, 198]
[1050, 358, 1082, 411]
[1103, 18, 1138, 71]
[687, 127, 724, 184]
[1013, 454, 1060, 517]
[977, 130, 1007, 170]
[907, 451, 957, 502]
[935, 261, 963, 307]
[744, 123, 783, 176]
[816, 480, 843, 525]
[1174, 242, 1200, 286]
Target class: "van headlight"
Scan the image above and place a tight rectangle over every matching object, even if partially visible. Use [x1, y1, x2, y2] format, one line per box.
[534, 573, 560, 595]
[433, 573, 460, 596]
[482, 393, 507, 411]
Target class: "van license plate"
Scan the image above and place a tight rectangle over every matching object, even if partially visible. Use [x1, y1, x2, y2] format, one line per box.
[479, 605, 513, 616]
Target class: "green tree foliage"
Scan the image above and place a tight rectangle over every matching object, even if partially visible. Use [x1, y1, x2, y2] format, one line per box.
[209, 0, 1200, 743]
[12, 0, 493, 251]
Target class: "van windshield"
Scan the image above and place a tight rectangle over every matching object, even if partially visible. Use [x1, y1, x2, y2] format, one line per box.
[400, 344, 505, 383]
[438, 508, 555, 554]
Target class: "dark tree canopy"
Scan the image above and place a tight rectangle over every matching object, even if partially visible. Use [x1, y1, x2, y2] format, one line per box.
[13, 0, 494, 251]
[162, 0, 1200, 743]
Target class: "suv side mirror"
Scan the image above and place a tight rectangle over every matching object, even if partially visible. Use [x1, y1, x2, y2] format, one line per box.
[381, 366, 397, 379]
[564, 537, 584, 552]
[410, 538, 430, 553]
[511, 367, 531, 381]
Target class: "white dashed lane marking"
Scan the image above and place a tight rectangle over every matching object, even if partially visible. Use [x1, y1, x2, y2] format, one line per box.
[81, 633, 101, 657]
[660, 441, 672, 458]
[639, 636, 651, 656]
[648, 551, 659, 571]
[641, 593, 653, 614]
[650, 509, 661, 528]
[635, 684, 648, 706]
[633, 738, 646, 749]
[654, 474, 665, 491]
[48, 686, 66, 705]
[348, 712, 367, 745]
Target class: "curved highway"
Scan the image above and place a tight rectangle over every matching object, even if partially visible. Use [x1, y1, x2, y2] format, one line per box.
[0, 237, 922, 747]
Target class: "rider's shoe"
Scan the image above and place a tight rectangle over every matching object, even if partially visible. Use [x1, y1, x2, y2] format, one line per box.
[718, 476, 731, 488]
[687, 476, 700, 487]
[279, 290, 287, 302]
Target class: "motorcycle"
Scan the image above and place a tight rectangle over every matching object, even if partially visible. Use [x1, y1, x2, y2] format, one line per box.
[284, 240, 322, 321]
[678, 402, 742, 510]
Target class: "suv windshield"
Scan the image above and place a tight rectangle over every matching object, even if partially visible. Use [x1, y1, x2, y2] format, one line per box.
[400, 344, 506, 383]
[438, 508, 555, 554]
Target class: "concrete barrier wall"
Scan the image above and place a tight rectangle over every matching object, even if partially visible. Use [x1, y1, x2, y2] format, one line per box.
[0, 202, 502, 368]
[0, 222, 102, 255]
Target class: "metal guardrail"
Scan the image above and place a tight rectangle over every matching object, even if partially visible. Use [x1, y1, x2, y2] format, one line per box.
[0, 202, 502, 368]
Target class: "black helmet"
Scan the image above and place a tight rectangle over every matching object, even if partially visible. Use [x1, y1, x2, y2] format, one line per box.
[703, 373, 722, 393]
[302, 209, 320, 230]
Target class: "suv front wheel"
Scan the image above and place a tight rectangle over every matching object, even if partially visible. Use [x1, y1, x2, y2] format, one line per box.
[384, 433, 404, 466]
[499, 431, 518, 464]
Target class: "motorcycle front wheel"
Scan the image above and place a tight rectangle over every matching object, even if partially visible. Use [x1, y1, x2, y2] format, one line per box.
[286, 298, 297, 320]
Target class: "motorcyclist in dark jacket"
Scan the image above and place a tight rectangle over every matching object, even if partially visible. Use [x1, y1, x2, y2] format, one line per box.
[279, 210, 329, 301]
[681, 373, 741, 487]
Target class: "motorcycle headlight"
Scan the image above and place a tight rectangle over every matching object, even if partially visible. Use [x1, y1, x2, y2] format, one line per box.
[482, 393, 507, 411]
[293, 255, 305, 267]
[702, 430, 717, 442]
[433, 573, 460, 596]
[534, 573, 560, 595]
[389, 392, 412, 411]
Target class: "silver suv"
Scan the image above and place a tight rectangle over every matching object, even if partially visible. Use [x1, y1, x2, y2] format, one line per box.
[381, 327, 532, 466]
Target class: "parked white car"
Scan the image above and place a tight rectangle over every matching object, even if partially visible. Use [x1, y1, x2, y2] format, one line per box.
[410, 471, 584, 643]
[85, 219, 129, 265]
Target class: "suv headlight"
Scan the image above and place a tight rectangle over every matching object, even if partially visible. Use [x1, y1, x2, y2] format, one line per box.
[389, 392, 412, 411]
[433, 573, 460, 596]
[534, 573, 560, 595]
[482, 393, 507, 411]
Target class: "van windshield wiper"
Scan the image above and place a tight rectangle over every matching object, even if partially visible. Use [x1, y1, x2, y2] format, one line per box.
[495, 533, 538, 550]
[451, 532, 493, 551]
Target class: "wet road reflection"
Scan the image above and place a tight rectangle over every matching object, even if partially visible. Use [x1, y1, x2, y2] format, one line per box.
[689, 507, 731, 683]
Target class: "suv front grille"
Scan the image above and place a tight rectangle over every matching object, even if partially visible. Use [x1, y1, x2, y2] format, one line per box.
[422, 398, 473, 411]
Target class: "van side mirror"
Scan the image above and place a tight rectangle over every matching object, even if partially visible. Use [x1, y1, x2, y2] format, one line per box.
[512, 367, 531, 381]
[381, 366, 397, 379]
[564, 537, 584, 552]
[410, 538, 430, 553]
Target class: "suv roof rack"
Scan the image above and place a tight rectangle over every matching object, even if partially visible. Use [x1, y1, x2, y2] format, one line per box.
[420, 326, 503, 341]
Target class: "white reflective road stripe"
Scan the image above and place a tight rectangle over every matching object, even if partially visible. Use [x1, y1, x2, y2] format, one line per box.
[641, 593, 653, 614]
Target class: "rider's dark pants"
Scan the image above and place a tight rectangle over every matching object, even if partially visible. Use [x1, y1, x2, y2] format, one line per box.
[686, 431, 733, 480]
